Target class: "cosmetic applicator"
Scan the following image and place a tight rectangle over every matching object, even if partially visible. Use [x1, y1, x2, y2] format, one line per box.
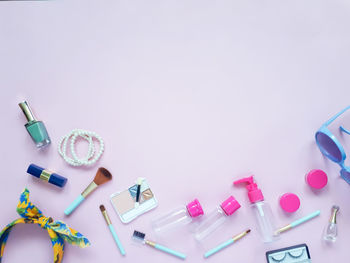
[99, 205, 126, 255]
[132, 230, 186, 260]
[135, 177, 143, 208]
[204, 229, 251, 258]
[64, 167, 112, 215]
[275, 210, 320, 235]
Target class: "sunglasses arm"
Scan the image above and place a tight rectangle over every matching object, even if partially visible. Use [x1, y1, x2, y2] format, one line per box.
[340, 126, 350, 135]
[325, 105, 350, 126]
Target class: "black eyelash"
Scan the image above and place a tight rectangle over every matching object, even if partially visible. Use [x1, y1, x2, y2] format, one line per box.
[288, 249, 304, 258]
[270, 253, 287, 262]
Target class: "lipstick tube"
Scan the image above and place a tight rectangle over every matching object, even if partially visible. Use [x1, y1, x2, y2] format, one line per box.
[27, 164, 67, 188]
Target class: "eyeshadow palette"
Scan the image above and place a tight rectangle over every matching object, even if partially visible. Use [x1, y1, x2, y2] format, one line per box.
[110, 179, 158, 223]
[266, 244, 311, 263]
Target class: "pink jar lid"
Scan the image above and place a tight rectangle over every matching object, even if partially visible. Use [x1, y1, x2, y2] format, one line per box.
[186, 199, 204, 218]
[220, 196, 241, 216]
[279, 193, 300, 213]
[306, 169, 328, 189]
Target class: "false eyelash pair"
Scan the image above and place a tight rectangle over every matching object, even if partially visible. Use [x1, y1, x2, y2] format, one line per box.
[266, 244, 311, 263]
[269, 250, 304, 262]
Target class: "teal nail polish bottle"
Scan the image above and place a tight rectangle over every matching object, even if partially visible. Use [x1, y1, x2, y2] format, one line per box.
[19, 101, 51, 148]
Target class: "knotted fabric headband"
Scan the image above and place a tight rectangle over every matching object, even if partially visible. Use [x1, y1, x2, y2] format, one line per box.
[0, 188, 90, 263]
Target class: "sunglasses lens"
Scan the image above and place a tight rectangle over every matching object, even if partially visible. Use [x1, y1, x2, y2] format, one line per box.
[315, 132, 342, 162]
[341, 169, 350, 184]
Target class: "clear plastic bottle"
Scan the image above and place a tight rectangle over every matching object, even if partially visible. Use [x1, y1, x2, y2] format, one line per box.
[152, 199, 204, 233]
[251, 200, 278, 242]
[194, 196, 240, 241]
[234, 176, 279, 243]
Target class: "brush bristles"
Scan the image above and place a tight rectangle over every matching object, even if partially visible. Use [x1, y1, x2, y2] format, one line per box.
[99, 205, 106, 212]
[133, 230, 146, 240]
[94, 167, 112, 185]
[246, 229, 251, 234]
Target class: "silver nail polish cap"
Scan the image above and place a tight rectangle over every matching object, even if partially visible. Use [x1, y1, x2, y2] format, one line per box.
[19, 101, 36, 123]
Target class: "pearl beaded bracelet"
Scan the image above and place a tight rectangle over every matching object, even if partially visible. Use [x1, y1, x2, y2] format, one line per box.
[58, 129, 104, 166]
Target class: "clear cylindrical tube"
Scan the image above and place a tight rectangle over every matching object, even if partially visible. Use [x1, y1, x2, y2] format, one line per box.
[194, 196, 240, 241]
[152, 199, 203, 233]
[194, 206, 227, 241]
[252, 201, 279, 242]
[153, 206, 193, 233]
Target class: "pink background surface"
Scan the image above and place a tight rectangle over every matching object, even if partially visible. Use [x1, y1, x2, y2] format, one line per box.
[1, 1, 350, 262]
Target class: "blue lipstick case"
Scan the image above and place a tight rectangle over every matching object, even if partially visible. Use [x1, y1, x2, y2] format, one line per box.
[27, 164, 67, 188]
[266, 244, 311, 263]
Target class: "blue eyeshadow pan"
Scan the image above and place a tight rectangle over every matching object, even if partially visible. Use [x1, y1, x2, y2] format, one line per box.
[129, 185, 138, 197]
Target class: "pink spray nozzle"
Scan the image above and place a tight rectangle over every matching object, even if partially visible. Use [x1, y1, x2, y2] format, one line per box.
[186, 199, 204, 218]
[233, 175, 264, 203]
[220, 196, 241, 216]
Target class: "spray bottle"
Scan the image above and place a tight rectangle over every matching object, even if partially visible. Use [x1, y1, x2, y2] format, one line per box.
[234, 175, 279, 243]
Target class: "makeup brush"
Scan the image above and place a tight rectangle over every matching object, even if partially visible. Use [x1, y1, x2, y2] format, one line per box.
[135, 177, 143, 208]
[275, 210, 321, 235]
[204, 229, 251, 258]
[64, 167, 112, 215]
[132, 230, 186, 260]
[99, 205, 126, 256]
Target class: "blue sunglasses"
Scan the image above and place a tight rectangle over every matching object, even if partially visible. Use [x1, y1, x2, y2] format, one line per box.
[315, 105, 350, 184]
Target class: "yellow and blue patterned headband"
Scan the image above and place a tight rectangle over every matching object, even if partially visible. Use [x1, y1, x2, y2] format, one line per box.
[0, 188, 90, 263]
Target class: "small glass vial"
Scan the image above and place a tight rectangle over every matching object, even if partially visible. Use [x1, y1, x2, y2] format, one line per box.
[19, 101, 51, 148]
[152, 199, 204, 233]
[323, 205, 339, 242]
[194, 196, 240, 241]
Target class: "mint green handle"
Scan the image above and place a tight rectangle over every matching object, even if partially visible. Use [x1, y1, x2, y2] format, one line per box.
[64, 195, 85, 215]
[204, 239, 234, 258]
[154, 244, 186, 259]
[109, 225, 126, 256]
[290, 210, 320, 228]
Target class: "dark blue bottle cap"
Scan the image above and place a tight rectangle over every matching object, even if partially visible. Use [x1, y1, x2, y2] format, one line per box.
[27, 163, 67, 188]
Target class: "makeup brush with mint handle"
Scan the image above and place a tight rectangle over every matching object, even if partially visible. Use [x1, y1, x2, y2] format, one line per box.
[64, 167, 112, 215]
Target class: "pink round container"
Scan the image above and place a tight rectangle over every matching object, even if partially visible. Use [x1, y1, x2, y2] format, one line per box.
[279, 193, 300, 213]
[305, 169, 328, 189]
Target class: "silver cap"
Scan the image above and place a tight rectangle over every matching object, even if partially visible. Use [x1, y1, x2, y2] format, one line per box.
[19, 101, 36, 123]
